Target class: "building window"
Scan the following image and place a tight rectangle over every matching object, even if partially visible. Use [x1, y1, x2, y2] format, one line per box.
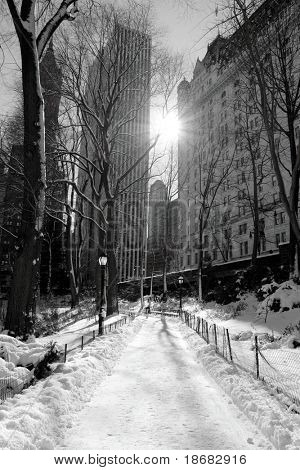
[281, 232, 287, 243]
[229, 245, 233, 259]
[203, 235, 209, 247]
[187, 255, 191, 265]
[239, 223, 247, 235]
[240, 241, 248, 256]
[240, 242, 243, 257]
[257, 164, 262, 176]
[260, 237, 266, 252]
[274, 212, 286, 225]
[276, 234, 281, 247]
[238, 206, 246, 217]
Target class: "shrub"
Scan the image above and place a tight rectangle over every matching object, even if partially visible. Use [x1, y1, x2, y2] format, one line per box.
[33, 342, 61, 380]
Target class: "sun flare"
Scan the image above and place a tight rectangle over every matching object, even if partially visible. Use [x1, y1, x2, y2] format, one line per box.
[155, 111, 180, 143]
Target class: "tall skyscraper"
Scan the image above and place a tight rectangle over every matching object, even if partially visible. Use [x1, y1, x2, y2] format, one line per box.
[81, 23, 151, 283]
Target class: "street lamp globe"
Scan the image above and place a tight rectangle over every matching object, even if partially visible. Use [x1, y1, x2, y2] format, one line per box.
[99, 256, 108, 266]
[178, 276, 184, 285]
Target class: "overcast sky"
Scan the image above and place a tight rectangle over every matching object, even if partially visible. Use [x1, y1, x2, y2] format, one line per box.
[0, 0, 217, 118]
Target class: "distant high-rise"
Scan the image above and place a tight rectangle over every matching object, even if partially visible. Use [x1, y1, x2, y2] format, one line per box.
[146, 180, 181, 276]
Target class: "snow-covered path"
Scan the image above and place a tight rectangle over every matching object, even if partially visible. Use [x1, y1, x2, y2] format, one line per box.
[60, 316, 272, 449]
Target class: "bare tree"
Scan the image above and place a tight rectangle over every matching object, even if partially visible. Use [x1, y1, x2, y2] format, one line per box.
[189, 134, 235, 301]
[2, 0, 80, 336]
[55, 2, 183, 314]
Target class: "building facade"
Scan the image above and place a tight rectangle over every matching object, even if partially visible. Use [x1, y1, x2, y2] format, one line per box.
[177, 0, 298, 272]
[146, 179, 181, 276]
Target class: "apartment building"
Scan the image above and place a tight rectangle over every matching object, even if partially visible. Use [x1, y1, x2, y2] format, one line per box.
[177, 0, 298, 271]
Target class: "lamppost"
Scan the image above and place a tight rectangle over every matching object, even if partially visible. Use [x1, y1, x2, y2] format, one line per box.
[178, 275, 184, 315]
[97, 255, 107, 336]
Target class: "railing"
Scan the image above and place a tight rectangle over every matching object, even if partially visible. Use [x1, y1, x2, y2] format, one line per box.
[61, 315, 134, 362]
[181, 311, 300, 408]
[0, 313, 135, 404]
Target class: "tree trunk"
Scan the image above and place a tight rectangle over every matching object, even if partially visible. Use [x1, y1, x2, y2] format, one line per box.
[106, 200, 118, 316]
[66, 208, 79, 308]
[198, 247, 203, 302]
[251, 153, 260, 265]
[5, 35, 46, 336]
[162, 251, 167, 299]
[46, 241, 52, 297]
[198, 215, 204, 302]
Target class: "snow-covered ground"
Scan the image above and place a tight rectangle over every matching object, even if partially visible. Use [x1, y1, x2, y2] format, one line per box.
[0, 284, 299, 450]
[59, 316, 272, 450]
[0, 316, 144, 449]
[180, 283, 300, 408]
[179, 321, 300, 450]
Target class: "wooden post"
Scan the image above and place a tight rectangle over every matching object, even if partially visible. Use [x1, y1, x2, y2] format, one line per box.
[206, 321, 209, 343]
[81, 336, 84, 350]
[93, 330, 95, 340]
[226, 329, 233, 361]
[64, 344, 67, 363]
[255, 335, 260, 379]
[213, 324, 218, 352]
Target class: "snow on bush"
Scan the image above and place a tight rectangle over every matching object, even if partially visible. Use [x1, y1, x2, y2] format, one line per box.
[179, 323, 300, 450]
[0, 316, 144, 449]
[0, 358, 33, 395]
[257, 281, 300, 316]
[231, 331, 253, 341]
[0, 334, 47, 367]
[256, 282, 279, 301]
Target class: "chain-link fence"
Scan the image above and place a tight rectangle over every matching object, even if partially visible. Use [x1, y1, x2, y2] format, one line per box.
[0, 372, 32, 404]
[181, 311, 300, 407]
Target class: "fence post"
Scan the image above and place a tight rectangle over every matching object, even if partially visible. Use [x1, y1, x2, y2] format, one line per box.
[206, 321, 209, 343]
[226, 329, 233, 362]
[197, 317, 200, 334]
[254, 335, 260, 379]
[93, 330, 95, 340]
[213, 324, 218, 352]
[81, 336, 84, 350]
[64, 344, 67, 363]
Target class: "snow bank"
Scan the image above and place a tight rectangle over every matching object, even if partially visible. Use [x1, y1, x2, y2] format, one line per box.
[179, 322, 300, 450]
[0, 316, 145, 450]
[0, 335, 52, 399]
[257, 280, 300, 316]
[0, 335, 47, 367]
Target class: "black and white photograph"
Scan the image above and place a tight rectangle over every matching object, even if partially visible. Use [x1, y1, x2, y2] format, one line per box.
[0, 0, 300, 463]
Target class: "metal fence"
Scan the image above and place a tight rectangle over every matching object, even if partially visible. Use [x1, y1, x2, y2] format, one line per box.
[0, 313, 134, 404]
[181, 311, 300, 407]
[0, 373, 31, 404]
[61, 315, 134, 362]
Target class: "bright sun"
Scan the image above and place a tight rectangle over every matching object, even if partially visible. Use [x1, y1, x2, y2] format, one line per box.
[155, 111, 180, 143]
